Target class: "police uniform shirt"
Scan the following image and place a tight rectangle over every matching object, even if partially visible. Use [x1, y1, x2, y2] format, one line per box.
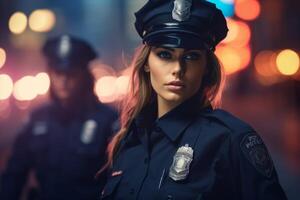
[101, 95, 287, 200]
[0, 102, 118, 200]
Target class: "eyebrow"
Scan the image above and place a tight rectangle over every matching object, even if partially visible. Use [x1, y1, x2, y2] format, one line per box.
[153, 47, 175, 52]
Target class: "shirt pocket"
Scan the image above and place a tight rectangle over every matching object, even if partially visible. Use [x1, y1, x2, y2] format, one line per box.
[101, 174, 123, 199]
[159, 177, 204, 200]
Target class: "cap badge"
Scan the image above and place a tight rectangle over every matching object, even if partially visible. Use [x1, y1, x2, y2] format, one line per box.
[169, 144, 193, 181]
[172, 0, 193, 22]
[58, 35, 71, 58]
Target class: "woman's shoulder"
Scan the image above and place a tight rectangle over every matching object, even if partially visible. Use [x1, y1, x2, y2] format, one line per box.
[197, 108, 255, 137]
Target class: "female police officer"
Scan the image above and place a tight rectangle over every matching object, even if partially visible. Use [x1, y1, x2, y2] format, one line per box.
[0, 35, 118, 200]
[100, 0, 287, 199]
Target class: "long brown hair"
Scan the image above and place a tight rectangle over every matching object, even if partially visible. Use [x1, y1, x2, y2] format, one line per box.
[102, 44, 225, 171]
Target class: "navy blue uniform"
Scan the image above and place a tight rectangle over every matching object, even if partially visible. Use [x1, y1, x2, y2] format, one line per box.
[0, 102, 118, 200]
[101, 96, 287, 200]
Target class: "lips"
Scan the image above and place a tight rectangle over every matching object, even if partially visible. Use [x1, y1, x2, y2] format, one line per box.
[165, 80, 185, 92]
[165, 80, 185, 87]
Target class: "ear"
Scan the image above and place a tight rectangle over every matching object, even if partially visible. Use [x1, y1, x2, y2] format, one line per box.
[144, 65, 150, 72]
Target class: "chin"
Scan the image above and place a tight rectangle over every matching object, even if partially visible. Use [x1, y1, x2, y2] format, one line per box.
[162, 93, 186, 103]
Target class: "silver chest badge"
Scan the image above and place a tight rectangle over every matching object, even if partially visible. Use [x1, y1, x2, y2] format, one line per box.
[33, 121, 47, 136]
[172, 0, 193, 22]
[81, 119, 97, 144]
[169, 144, 193, 181]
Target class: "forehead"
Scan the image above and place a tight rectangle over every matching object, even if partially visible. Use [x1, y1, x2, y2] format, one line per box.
[49, 68, 84, 76]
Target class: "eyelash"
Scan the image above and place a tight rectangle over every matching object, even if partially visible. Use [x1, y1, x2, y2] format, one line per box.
[156, 51, 201, 61]
[156, 51, 172, 59]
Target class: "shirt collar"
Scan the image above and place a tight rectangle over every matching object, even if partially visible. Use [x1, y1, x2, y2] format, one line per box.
[134, 94, 212, 142]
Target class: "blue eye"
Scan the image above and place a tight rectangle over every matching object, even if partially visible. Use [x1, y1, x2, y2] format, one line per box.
[156, 51, 172, 59]
[183, 52, 201, 61]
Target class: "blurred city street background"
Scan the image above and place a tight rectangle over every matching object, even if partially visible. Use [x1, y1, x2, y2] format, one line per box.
[0, 0, 299, 199]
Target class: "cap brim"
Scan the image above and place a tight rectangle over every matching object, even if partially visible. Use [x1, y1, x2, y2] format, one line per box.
[144, 32, 209, 50]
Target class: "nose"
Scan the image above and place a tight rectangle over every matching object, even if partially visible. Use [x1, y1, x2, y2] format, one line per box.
[58, 75, 69, 86]
[172, 60, 186, 78]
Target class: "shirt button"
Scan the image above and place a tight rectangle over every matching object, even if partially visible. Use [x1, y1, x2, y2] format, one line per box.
[130, 188, 135, 194]
[167, 195, 173, 200]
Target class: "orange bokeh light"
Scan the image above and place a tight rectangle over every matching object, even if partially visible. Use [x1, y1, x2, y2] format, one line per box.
[235, 0, 261, 21]
[222, 19, 251, 48]
[216, 45, 251, 75]
[222, 18, 239, 44]
[254, 50, 279, 77]
[276, 49, 300, 76]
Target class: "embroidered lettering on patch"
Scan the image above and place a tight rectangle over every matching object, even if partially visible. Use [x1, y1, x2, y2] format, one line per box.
[240, 134, 274, 178]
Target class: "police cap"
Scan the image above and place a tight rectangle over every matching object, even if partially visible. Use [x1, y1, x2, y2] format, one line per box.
[42, 35, 97, 71]
[135, 0, 228, 50]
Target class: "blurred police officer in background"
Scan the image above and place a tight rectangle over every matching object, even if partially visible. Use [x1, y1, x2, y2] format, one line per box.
[0, 35, 118, 200]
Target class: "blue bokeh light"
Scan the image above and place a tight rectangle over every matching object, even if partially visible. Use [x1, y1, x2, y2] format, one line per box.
[207, 0, 235, 17]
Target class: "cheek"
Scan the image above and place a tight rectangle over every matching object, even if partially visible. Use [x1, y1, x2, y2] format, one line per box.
[149, 69, 164, 93]
[185, 64, 206, 92]
[148, 53, 168, 92]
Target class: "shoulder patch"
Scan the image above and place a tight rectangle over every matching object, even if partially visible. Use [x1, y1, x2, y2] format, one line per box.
[240, 133, 274, 178]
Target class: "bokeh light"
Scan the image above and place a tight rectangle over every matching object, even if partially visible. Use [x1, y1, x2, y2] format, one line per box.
[221, 19, 251, 48]
[94, 76, 117, 103]
[0, 48, 7, 69]
[276, 49, 300, 76]
[35, 72, 50, 95]
[254, 50, 279, 77]
[29, 9, 56, 32]
[115, 75, 130, 95]
[8, 12, 27, 34]
[216, 46, 251, 75]
[235, 0, 261, 21]
[13, 76, 38, 101]
[222, 18, 239, 44]
[208, 0, 235, 17]
[0, 74, 14, 100]
[254, 50, 283, 86]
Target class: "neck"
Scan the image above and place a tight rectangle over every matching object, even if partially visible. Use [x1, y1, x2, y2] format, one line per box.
[157, 97, 181, 118]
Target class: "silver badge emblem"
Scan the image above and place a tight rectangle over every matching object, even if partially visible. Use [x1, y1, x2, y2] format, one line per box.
[81, 119, 97, 144]
[58, 35, 71, 58]
[169, 144, 193, 181]
[33, 121, 47, 135]
[172, 0, 193, 22]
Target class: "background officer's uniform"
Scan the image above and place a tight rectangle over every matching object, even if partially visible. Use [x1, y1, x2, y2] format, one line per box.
[101, 0, 287, 199]
[0, 35, 118, 200]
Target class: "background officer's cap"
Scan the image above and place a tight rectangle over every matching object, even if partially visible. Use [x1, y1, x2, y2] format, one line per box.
[135, 0, 228, 50]
[42, 35, 97, 71]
